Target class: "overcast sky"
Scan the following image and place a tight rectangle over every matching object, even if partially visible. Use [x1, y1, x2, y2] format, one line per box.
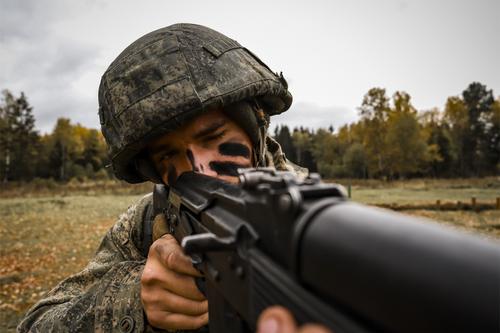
[1, 0, 499, 133]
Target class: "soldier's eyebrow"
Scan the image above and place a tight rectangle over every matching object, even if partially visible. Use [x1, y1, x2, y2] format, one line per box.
[149, 144, 177, 157]
[192, 119, 226, 140]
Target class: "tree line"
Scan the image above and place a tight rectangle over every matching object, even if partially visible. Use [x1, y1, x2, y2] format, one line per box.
[0, 90, 110, 182]
[1, 82, 499, 182]
[274, 82, 500, 179]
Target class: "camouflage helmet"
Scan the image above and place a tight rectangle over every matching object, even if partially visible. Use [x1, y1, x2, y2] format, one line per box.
[98, 23, 292, 183]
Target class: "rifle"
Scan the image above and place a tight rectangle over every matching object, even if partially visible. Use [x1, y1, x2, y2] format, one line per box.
[152, 168, 500, 333]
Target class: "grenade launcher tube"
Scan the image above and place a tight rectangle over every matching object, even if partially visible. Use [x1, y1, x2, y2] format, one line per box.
[297, 200, 500, 333]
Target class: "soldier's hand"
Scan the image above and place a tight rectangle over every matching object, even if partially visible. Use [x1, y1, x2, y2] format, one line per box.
[257, 306, 332, 333]
[141, 234, 208, 330]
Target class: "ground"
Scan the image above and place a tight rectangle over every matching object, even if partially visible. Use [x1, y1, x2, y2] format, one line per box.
[341, 177, 500, 237]
[1, 178, 499, 332]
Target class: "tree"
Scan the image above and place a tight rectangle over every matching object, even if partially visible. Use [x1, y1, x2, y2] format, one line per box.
[343, 143, 367, 178]
[82, 129, 107, 172]
[443, 96, 469, 176]
[419, 109, 452, 177]
[487, 98, 500, 173]
[0, 90, 39, 181]
[384, 92, 428, 178]
[292, 128, 317, 172]
[462, 82, 494, 175]
[310, 128, 339, 178]
[358, 88, 391, 177]
[47, 118, 85, 180]
[274, 125, 296, 162]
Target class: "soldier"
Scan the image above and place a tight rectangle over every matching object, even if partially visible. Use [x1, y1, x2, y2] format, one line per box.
[18, 24, 330, 333]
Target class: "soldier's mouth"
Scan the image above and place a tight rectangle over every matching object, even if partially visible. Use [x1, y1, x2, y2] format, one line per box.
[209, 161, 251, 177]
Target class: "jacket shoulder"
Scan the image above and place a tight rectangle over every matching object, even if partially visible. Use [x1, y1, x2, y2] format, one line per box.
[108, 192, 154, 260]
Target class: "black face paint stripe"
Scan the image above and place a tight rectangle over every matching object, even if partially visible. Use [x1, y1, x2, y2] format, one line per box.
[218, 142, 250, 159]
[186, 149, 199, 172]
[167, 165, 177, 186]
[209, 161, 251, 177]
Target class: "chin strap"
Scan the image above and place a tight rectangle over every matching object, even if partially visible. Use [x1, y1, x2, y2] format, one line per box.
[252, 100, 271, 167]
[134, 155, 163, 184]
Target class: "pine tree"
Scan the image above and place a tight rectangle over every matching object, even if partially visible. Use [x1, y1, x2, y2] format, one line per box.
[462, 82, 494, 175]
[0, 90, 39, 181]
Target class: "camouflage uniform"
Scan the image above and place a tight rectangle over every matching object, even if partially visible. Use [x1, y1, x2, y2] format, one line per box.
[17, 141, 307, 333]
[18, 23, 303, 332]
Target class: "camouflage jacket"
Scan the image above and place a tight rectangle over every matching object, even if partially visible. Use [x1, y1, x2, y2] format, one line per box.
[17, 138, 307, 333]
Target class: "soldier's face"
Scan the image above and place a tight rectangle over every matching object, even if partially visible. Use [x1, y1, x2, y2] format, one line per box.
[148, 109, 254, 186]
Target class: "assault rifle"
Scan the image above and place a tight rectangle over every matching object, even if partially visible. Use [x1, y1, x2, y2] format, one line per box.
[153, 168, 500, 333]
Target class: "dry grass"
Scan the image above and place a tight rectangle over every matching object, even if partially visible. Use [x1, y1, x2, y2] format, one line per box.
[0, 193, 146, 332]
[404, 209, 500, 238]
[0, 179, 152, 198]
[336, 176, 500, 206]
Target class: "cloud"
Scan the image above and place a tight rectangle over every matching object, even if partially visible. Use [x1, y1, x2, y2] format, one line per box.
[1, 0, 499, 135]
[270, 101, 358, 132]
[0, 0, 102, 133]
[0, 0, 76, 43]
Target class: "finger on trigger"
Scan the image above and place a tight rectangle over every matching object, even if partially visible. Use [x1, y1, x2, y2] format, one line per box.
[154, 236, 202, 277]
[167, 250, 203, 276]
[160, 270, 206, 301]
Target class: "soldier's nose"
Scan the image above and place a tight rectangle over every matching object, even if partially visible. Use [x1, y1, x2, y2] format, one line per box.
[184, 146, 217, 177]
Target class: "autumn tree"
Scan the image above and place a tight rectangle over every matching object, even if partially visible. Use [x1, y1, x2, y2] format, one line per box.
[43, 118, 110, 181]
[47, 118, 82, 180]
[384, 92, 428, 178]
[419, 109, 452, 177]
[358, 88, 391, 177]
[81, 128, 108, 172]
[443, 96, 468, 176]
[310, 128, 339, 177]
[343, 143, 367, 178]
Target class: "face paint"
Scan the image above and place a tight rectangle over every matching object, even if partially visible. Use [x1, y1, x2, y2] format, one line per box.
[186, 149, 199, 172]
[167, 164, 178, 186]
[209, 161, 251, 177]
[147, 109, 255, 186]
[218, 142, 250, 159]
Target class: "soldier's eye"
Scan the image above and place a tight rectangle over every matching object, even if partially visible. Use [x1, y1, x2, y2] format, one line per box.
[204, 130, 226, 142]
[160, 150, 178, 161]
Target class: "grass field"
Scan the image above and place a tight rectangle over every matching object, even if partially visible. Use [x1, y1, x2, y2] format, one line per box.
[0, 189, 147, 331]
[0, 178, 499, 331]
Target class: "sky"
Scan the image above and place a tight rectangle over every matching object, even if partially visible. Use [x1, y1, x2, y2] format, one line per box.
[1, 0, 499, 134]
